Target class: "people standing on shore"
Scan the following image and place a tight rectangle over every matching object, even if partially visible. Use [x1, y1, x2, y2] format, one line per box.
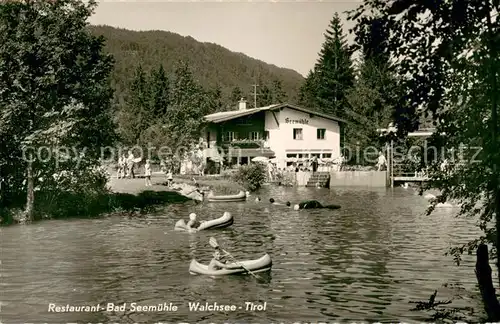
[116, 155, 124, 179]
[166, 169, 173, 187]
[127, 150, 135, 179]
[267, 161, 274, 181]
[311, 156, 318, 173]
[124, 153, 130, 178]
[376, 151, 387, 171]
[160, 158, 166, 174]
[339, 154, 345, 171]
[144, 159, 152, 186]
[119, 154, 126, 178]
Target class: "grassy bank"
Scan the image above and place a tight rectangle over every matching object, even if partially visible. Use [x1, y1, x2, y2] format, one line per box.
[0, 174, 245, 226]
[0, 177, 192, 226]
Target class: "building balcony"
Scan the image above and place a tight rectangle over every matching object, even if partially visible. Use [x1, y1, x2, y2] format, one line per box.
[221, 139, 267, 149]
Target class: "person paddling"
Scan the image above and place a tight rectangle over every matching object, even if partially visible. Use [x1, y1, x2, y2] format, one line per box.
[293, 200, 341, 210]
[208, 246, 243, 271]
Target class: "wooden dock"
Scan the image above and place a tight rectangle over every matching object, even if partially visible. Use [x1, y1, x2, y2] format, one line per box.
[393, 173, 429, 182]
[394, 176, 429, 182]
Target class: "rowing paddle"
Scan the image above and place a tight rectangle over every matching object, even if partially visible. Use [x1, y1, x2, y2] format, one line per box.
[208, 237, 260, 279]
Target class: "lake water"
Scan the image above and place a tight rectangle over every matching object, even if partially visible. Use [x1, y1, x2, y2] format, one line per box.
[0, 186, 486, 323]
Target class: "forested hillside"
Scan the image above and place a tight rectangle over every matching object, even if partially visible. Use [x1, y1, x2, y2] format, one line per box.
[89, 25, 304, 109]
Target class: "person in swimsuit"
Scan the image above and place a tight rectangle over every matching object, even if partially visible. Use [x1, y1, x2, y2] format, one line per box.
[269, 198, 291, 206]
[186, 213, 201, 232]
[293, 200, 341, 210]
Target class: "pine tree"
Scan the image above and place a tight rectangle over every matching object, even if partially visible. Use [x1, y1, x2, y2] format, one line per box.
[258, 84, 273, 107]
[311, 13, 355, 117]
[230, 86, 243, 107]
[256, 75, 273, 107]
[272, 79, 287, 103]
[299, 69, 319, 108]
[150, 64, 169, 117]
[165, 60, 206, 150]
[208, 83, 224, 112]
[119, 64, 150, 145]
[344, 15, 399, 152]
[170, 60, 200, 107]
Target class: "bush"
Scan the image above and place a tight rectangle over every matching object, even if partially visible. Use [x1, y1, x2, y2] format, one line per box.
[232, 163, 266, 192]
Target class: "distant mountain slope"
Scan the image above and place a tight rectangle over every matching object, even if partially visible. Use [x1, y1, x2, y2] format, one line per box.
[89, 25, 305, 106]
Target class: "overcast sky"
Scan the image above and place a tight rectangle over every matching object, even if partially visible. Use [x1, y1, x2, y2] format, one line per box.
[89, 0, 361, 77]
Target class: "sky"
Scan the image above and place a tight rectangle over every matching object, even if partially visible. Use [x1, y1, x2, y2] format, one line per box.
[88, 0, 361, 77]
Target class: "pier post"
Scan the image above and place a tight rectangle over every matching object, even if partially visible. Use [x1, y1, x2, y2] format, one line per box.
[385, 142, 392, 187]
[390, 139, 394, 188]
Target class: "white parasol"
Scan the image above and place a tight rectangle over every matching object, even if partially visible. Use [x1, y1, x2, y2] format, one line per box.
[252, 156, 269, 162]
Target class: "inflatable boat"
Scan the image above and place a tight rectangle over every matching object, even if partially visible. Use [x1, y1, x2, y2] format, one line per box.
[174, 212, 234, 231]
[189, 253, 272, 276]
[207, 190, 246, 202]
[436, 202, 461, 208]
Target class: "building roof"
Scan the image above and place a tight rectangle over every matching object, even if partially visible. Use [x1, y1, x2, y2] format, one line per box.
[204, 103, 347, 124]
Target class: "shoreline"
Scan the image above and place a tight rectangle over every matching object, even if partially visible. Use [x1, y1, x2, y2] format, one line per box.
[0, 174, 243, 227]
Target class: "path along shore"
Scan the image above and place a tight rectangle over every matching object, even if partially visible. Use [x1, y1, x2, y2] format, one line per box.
[108, 172, 204, 201]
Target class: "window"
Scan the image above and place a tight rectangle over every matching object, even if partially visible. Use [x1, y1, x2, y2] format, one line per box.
[293, 128, 303, 140]
[311, 153, 321, 158]
[322, 153, 332, 158]
[264, 131, 269, 140]
[317, 128, 326, 140]
[286, 154, 297, 158]
[249, 131, 260, 141]
[222, 131, 235, 142]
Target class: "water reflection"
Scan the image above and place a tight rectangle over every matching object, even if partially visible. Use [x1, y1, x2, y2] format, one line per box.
[0, 186, 485, 322]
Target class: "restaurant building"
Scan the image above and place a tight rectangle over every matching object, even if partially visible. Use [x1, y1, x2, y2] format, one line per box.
[201, 99, 346, 169]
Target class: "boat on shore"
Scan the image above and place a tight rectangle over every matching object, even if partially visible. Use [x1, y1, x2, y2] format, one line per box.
[189, 253, 272, 276]
[207, 190, 246, 202]
[174, 212, 234, 231]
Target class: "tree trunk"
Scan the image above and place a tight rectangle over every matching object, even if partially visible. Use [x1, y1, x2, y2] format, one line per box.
[25, 158, 34, 222]
[484, 0, 500, 289]
[497, 190, 500, 288]
[476, 243, 500, 321]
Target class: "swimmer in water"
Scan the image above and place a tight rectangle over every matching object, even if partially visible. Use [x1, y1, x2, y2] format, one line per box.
[293, 200, 341, 210]
[255, 197, 261, 202]
[269, 198, 291, 207]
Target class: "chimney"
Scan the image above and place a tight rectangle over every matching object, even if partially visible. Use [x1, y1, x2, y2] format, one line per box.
[238, 98, 247, 110]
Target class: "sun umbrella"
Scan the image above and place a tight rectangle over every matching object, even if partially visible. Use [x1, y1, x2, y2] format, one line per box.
[252, 156, 269, 162]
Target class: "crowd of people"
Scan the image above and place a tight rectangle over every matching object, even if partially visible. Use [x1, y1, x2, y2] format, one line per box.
[115, 154, 174, 187]
[264, 155, 347, 182]
[116, 150, 137, 179]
